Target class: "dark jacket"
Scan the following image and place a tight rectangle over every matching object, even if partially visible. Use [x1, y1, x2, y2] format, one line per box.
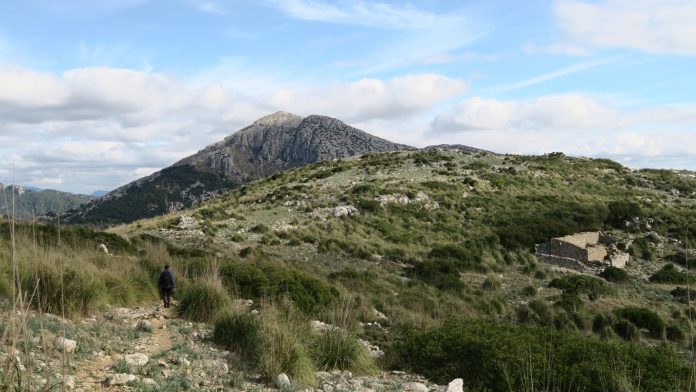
[158, 270, 176, 291]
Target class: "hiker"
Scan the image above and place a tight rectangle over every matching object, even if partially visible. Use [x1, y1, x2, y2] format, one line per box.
[157, 264, 176, 308]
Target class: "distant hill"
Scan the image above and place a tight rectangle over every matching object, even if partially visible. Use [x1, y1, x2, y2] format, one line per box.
[0, 184, 92, 220]
[62, 112, 416, 226]
[90, 190, 109, 198]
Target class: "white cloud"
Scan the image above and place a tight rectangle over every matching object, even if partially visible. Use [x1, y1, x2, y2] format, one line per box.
[0, 64, 465, 193]
[266, 0, 448, 30]
[270, 74, 467, 122]
[433, 95, 620, 132]
[553, 0, 696, 55]
[430, 94, 696, 170]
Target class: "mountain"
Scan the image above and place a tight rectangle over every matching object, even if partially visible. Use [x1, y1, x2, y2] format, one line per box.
[62, 112, 414, 225]
[91, 190, 109, 198]
[0, 184, 92, 220]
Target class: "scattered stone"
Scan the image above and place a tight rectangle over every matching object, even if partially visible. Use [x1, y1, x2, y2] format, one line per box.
[310, 320, 337, 332]
[359, 339, 385, 358]
[108, 373, 138, 386]
[202, 359, 228, 375]
[177, 357, 191, 367]
[276, 373, 291, 388]
[177, 215, 198, 229]
[53, 337, 77, 354]
[445, 378, 463, 392]
[404, 382, 429, 392]
[125, 353, 149, 366]
[142, 378, 157, 386]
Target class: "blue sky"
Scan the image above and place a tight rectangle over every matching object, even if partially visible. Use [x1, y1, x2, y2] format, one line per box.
[0, 0, 695, 193]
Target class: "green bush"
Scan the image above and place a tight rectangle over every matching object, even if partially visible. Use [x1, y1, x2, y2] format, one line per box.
[213, 310, 261, 361]
[599, 266, 630, 283]
[606, 201, 642, 229]
[614, 320, 640, 341]
[220, 262, 339, 314]
[389, 318, 687, 392]
[177, 277, 233, 322]
[666, 325, 685, 342]
[549, 274, 612, 299]
[615, 307, 664, 339]
[649, 264, 690, 284]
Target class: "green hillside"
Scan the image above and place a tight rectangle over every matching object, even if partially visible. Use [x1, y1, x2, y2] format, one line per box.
[104, 149, 696, 390]
[2, 149, 696, 390]
[0, 186, 92, 220]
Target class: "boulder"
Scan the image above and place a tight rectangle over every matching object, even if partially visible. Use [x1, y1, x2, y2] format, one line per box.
[125, 353, 149, 366]
[108, 373, 138, 386]
[444, 378, 463, 392]
[404, 382, 429, 392]
[276, 373, 291, 388]
[53, 337, 77, 353]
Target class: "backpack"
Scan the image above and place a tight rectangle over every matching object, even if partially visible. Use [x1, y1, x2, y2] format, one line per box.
[162, 272, 172, 290]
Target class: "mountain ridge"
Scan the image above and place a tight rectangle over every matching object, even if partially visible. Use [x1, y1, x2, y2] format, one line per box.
[62, 112, 439, 226]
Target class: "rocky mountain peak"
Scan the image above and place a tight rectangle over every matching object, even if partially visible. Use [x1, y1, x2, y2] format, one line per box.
[251, 111, 303, 127]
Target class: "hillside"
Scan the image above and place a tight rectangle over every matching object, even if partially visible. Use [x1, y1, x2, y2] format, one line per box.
[0, 183, 92, 220]
[103, 148, 695, 390]
[62, 112, 413, 226]
[2, 149, 696, 390]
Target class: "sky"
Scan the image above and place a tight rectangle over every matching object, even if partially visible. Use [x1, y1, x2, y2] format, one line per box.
[0, 0, 695, 194]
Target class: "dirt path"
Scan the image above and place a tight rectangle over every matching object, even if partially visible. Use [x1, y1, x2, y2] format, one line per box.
[73, 303, 177, 390]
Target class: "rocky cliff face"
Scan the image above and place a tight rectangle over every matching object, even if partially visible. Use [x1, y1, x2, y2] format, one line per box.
[62, 112, 412, 225]
[176, 112, 412, 181]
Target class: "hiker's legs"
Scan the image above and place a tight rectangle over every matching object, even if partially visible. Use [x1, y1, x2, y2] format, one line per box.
[164, 290, 172, 308]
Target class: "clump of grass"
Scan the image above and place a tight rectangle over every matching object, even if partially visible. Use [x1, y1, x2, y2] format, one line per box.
[521, 285, 537, 297]
[312, 330, 378, 375]
[177, 275, 232, 322]
[482, 276, 501, 291]
[213, 304, 316, 386]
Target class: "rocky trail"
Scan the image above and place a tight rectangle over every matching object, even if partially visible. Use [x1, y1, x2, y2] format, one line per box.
[14, 301, 457, 391]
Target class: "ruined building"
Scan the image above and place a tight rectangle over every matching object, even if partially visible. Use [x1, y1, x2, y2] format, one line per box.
[535, 232, 629, 272]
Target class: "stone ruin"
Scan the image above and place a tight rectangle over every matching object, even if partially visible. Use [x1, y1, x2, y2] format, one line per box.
[535, 232, 629, 272]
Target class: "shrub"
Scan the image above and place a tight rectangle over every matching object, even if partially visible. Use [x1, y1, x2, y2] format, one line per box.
[615, 307, 664, 339]
[592, 314, 610, 334]
[630, 237, 653, 260]
[388, 318, 688, 391]
[482, 277, 501, 291]
[614, 320, 639, 341]
[220, 262, 339, 314]
[521, 285, 537, 297]
[549, 274, 612, 299]
[666, 325, 685, 342]
[670, 287, 692, 303]
[649, 264, 689, 284]
[606, 200, 642, 229]
[312, 330, 379, 375]
[177, 277, 233, 322]
[213, 311, 261, 361]
[599, 266, 630, 283]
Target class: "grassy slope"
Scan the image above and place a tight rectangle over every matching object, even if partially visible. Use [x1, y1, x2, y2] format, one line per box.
[105, 150, 696, 389]
[5, 149, 696, 390]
